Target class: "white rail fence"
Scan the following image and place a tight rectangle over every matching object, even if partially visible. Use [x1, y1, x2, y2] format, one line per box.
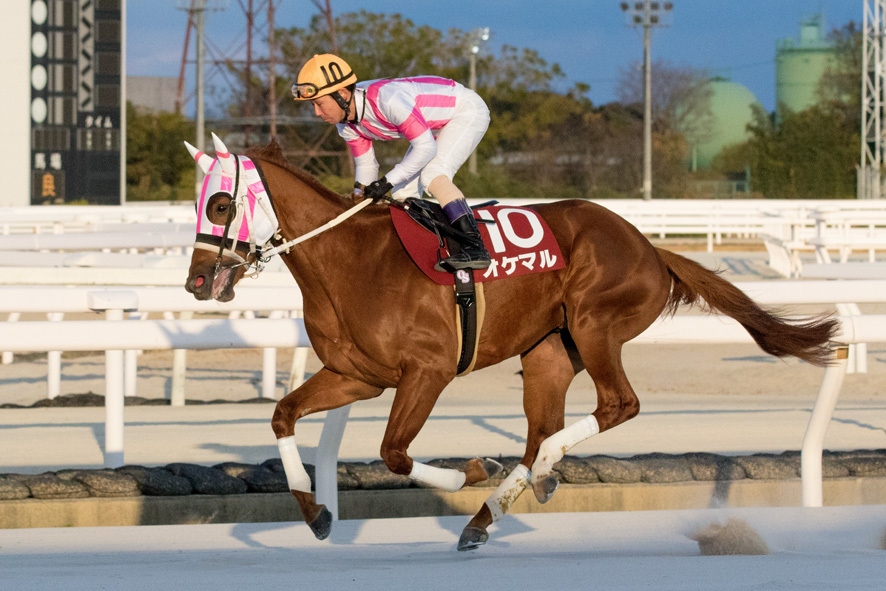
[2, 280, 885, 515]
[759, 208, 886, 277]
[1, 200, 884, 270]
[0, 286, 307, 402]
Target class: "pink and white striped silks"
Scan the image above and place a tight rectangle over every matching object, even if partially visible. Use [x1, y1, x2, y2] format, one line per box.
[336, 77, 490, 194]
[186, 133, 279, 257]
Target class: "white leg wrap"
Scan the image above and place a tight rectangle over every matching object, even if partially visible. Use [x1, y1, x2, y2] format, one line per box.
[409, 461, 467, 492]
[277, 436, 312, 493]
[531, 415, 600, 483]
[485, 464, 530, 522]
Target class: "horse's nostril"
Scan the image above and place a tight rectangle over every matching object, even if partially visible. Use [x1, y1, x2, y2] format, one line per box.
[195, 276, 205, 288]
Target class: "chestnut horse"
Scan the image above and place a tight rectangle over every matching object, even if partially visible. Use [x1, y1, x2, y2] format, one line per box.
[184, 135, 837, 551]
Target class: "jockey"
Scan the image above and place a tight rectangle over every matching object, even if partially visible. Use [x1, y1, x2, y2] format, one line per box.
[292, 53, 492, 271]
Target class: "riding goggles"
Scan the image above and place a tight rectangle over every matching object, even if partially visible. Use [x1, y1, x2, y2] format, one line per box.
[291, 69, 355, 100]
[291, 83, 320, 99]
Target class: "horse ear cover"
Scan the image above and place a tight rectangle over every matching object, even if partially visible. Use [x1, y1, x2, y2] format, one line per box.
[184, 141, 213, 174]
[212, 133, 236, 175]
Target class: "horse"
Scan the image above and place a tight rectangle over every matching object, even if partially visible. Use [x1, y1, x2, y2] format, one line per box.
[184, 134, 838, 551]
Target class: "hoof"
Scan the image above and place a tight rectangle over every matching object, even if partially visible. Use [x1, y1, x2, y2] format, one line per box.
[482, 458, 504, 479]
[457, 526, 489, 551]
[307, 505, 333, 540]
[532, 473, 559, 504]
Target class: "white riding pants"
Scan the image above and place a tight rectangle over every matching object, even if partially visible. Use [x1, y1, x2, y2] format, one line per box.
[391, 92, 490, 200]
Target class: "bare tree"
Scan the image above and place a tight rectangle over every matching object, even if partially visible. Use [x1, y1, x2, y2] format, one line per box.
[617, 59, 714, 147]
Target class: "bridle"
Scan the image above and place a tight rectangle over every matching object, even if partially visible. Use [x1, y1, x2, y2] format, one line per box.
[210, 154, 241, 279]
[193, 153, 273, 280]
[192, 150, 373, 281]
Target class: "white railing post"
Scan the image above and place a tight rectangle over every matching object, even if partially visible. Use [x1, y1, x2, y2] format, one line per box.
[169, 311, 193, 406]
[847, 303, 866, 373]
[87, 290, 139, 468]
[262, 311, 285, 399]
[288, 310, 309, 392]
[801, 345, 850, 508]
[315, 405, 351, 521]
[2, 312, 21, 364]
[46, 312, 64, 399]
[836, 303, 867, 374]
[124, 312, 148, 397]
[289, 347, 308, 392]
[104, 308, 126, 468]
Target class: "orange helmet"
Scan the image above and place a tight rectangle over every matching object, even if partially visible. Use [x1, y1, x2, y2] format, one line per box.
[291, 54, 357, 101]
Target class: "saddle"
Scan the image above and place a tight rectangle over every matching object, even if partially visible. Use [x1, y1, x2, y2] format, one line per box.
[390, 197, 566, 376]
[400, 198, 485, 376]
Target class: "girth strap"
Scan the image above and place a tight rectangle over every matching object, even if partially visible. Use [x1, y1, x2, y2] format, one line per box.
[393, 196, 487, 375]
[453, 270, 484, 376]
[411, 199, 483, 375]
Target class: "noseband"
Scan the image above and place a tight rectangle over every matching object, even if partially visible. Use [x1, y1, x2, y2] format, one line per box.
[193, 154, 274, 279]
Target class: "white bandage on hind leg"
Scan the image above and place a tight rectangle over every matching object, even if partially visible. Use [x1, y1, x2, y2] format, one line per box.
[485, 464, 530, 522]
[532, 415, 600, 480]
[277, 436, 312, 492]
[409, 461, 467, 492]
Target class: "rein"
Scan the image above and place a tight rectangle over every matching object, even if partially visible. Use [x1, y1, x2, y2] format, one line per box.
[202, 168, 375, 279]
[259, 197, 374, 261]
[258, 193, 482, 266]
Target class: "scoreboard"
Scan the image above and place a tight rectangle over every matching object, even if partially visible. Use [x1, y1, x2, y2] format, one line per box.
[30, 0, 122, 205]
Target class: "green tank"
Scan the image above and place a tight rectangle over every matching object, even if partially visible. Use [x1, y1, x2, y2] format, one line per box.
[775, 13, 836, 121]
[691, 78, 762, 170]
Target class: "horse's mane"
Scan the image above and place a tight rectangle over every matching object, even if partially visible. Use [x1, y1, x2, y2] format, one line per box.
[245, 139, 360, 207]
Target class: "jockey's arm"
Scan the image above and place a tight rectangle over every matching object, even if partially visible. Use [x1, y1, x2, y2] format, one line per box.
[384, 129, 437, 187]
[346, 137, 379, 187]
[375, 90, 437, 186]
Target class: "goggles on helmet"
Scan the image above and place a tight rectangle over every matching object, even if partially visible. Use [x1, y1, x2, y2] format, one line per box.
[291, 54, 357, 102]
[291, 82, 320, 100]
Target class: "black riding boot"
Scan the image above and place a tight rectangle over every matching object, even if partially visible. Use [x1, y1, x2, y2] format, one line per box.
[435, 213, 492, 271]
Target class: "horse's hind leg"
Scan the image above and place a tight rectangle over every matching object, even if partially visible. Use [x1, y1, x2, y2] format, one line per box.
[458, 331, 579, 551]
[272, 367, 383, 540]
[530, 331, 640, 503]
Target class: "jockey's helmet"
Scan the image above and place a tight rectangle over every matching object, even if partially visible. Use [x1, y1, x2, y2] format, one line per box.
[291, 54, 357, 101]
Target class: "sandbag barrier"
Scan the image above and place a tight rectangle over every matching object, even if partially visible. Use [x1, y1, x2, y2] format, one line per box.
[1, 450, 885, 502]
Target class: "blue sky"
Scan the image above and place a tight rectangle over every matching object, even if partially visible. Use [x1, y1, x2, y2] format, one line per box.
[126, 0, 861, 113]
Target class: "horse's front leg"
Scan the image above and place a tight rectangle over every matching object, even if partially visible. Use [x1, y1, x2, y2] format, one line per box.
[272, 367, 382, 540]
[379, 368, 503, 492]
[458, 330, 579, 551]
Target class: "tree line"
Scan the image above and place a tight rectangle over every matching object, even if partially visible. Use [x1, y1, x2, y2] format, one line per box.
[126, 12, 862, 201]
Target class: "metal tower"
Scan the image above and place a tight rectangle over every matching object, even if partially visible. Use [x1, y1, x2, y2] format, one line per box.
[860, 0, 885, 199]
[175, 0, 348, 176]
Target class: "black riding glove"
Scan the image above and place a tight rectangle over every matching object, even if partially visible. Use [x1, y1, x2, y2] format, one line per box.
[364, 176, 394, 202]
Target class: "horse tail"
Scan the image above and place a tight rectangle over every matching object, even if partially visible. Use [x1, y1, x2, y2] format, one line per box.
[655, 247, 839, 367]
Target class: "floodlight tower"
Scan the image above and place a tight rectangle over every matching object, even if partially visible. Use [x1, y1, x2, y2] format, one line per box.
[176, 0, 228, 195]
[861, 0, 885, 199]
[620, 1, 673, 201]
[468, 27, 490, 175]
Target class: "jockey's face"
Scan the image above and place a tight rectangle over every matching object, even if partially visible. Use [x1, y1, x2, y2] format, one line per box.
[312, 94, 346, 124]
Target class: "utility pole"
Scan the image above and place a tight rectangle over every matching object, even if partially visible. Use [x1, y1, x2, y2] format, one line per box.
[861, 0, 885, 199]
[177, 0, 226, 196]
[244, 0, 254, 145]
[267, 0, 278, 138]
[195, 1, 206, 194]
[620, 2, 673, 201]
[467, 27, 490, 175]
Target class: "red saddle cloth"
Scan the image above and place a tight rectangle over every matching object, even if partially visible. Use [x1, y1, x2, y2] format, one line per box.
[391, 204, 566, 285]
